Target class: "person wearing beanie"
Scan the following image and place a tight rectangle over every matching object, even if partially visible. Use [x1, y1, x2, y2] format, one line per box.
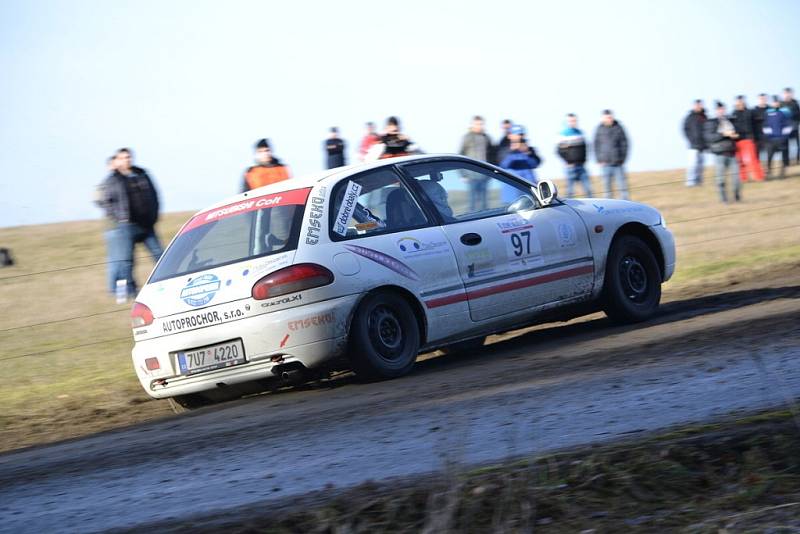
[763, 95, 794, 180]
[376, 116, 416, 159]
[324, 127, 346, 169]
[704, 101, 741, 202]
[242, 138, 291, 192]
[731, 95, 764, 182]
[682, 99, 708, 187]
[500, 124, 541, 202]
[594, 109, 630, 199]
[557, 113, 593, 198]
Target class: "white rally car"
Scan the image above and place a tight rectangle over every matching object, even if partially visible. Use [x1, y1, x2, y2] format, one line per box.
[131, 155, 675, 411]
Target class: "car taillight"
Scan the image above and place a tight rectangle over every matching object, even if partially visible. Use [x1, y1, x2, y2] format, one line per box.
[251, 263, 334, 300]
[131, 302, 154, 328]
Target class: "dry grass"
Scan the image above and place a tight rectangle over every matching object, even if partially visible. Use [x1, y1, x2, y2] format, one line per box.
[0, 166, 799, 452]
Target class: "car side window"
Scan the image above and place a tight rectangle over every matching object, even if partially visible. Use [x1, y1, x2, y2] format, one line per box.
[329, 168, 429, 240]
[402, 161, 537, 223]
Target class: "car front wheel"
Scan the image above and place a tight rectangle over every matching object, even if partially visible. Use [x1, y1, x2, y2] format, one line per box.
[348, 292, 420, 379]
[602, 234, 662, 323]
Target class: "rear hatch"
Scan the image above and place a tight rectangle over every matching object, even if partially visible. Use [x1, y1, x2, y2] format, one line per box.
[136, 188, 311, 324]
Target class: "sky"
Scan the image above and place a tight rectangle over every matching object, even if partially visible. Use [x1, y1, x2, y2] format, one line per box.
[1, 0, 799, 228]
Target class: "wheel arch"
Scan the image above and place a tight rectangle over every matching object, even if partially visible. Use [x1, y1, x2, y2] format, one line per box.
[609, 222, 666, 281]
[348, 285, 428, 346]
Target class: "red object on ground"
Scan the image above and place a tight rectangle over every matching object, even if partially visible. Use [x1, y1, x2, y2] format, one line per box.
[735, 139, 764, 182]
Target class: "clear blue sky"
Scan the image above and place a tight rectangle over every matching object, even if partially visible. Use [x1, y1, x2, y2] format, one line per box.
[1, 0, 798, 227]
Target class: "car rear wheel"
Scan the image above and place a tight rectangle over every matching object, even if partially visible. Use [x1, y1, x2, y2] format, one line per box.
[348, 292, 420, 380]
[602, 235, 662, 324]
[167, 393, 209, 414]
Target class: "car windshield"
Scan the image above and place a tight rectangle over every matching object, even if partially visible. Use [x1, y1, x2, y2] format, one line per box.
[149, 188, 310, 283]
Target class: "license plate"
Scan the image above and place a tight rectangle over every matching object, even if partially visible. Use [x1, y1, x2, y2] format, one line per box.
[177, 339, 246, 375]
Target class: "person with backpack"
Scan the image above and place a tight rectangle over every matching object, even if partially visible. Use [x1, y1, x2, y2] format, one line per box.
[682, 99, 707, 187]
[94, 148, 162, 298]
[704, 102, 741, 203]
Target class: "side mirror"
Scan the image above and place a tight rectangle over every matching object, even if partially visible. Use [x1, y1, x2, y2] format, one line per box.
[532, 179, 557, 206]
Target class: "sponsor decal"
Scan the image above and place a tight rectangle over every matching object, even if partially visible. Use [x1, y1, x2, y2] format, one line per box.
[181, 188, 311, 234]
[134, 329, 149, 336]
[343, 244, 419, 281]
[161, 304, 248, 334]
[288, 311, 335, 331]
[592, 203, 644, 216]
[396, 236, 450, 259]
[355, 221, 379, 231]
[556, 222, 577, 248]
[497, 215, 533, 234]
[245, 254, 292, 277]
[260, 293, 303, 308]
[305, 187, 326, 245]
[180, 274, 221, 307]
[334, 181, 362, 236]
[464, 247, 494, 278]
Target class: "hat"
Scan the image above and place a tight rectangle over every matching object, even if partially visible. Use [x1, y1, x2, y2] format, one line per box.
[715, 100, 725, 109]
[510, 124, 526, 135]
[255, 138, 271, 150]
[602, 109, 613, 115]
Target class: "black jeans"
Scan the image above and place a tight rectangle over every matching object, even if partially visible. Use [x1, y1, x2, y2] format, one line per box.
[766, 138, 789, 179]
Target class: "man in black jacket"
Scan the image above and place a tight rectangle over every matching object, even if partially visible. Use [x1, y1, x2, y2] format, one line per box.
[324, 127, 346, 169]
[752, 93, 770, 163]
[783, 87, 800, 163]
[731, 95, 764, 182]
[704, 102, 741, 203]
[683, 99, 707, 187]
[594, 110, 630, 199]
[94, 148, 163, 298]
[557, 113, 593, 197]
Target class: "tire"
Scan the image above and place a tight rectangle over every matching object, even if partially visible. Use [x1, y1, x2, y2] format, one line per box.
[348, 292, 421, 380]
[167, 393, 209, 414]
[440, 336, 487, 355]
[601, 234, 662, 324]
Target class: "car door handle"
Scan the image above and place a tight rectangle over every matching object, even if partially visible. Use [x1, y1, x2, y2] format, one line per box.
[460, 233, 482, 246]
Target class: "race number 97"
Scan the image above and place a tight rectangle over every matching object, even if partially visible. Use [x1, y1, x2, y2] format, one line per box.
[510, 231, 531, 257]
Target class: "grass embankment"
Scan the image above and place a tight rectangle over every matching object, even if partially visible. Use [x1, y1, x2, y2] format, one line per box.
[162, 411, 800, 533]
[0, 166, 799, 452]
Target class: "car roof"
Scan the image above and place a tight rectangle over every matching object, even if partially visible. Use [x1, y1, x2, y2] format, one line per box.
[192, 154, 473, 215]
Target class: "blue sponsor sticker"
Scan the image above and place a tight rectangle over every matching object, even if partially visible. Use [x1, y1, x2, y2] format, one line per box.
[180, 274, 221, 307]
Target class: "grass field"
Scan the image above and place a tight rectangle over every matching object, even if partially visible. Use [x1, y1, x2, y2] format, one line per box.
[1, 165, 799, 452]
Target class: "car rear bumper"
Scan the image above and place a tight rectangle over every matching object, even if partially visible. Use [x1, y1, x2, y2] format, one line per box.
[132, 294, 358, 398]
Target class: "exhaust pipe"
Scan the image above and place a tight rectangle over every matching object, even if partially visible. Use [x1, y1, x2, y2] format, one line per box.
[280, 368, 304, 384]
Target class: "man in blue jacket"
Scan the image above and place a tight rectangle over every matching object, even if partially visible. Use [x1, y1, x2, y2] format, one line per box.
[594, 110, 630, 199]
[500, 124, 541, 203]
[764, 95, 793, 180]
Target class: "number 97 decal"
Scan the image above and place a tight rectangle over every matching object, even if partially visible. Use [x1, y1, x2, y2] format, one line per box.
[505, 230, 544, 265]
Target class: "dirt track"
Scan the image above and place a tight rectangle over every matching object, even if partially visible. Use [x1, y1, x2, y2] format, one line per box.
[1, 265, 800, 533]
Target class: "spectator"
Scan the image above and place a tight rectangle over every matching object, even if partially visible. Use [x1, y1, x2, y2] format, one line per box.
[324, 127, 346, 169]
[682, 99, 707, 187]
[494, 119, 513, 164]
[594, 109, 630, 199]
[500, 125, 541, 202]
[376, 116, 415, 159]
[358, 122, 380, 162]
[704, 101, 741, 203]
[459, 115, 493, 162]
[783, 87, 800, 163]
[94, 148, 162, 298]
[763, 95, 793, 180]
[752, 93, 770, 162]
[557, 113, 593, 198]
[731, 95, 764, 182]
[460, 115, 494, 210]
[242, 138, 290, 192]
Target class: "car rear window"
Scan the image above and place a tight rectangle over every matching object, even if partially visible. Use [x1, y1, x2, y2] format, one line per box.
[149, 188, 310, 283]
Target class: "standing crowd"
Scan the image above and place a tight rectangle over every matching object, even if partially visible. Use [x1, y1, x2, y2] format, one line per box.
[94, 91, 798, 298]
[683, 87, 799, 203]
